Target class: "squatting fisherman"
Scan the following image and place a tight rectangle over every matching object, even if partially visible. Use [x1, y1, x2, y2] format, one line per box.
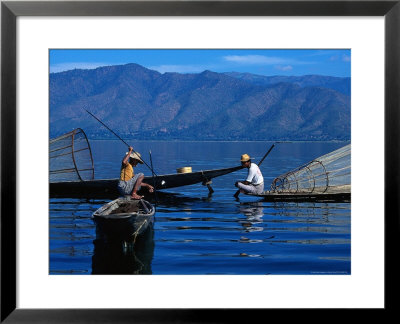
[235, 154, 264, 195]
[118, 146, 154, 199]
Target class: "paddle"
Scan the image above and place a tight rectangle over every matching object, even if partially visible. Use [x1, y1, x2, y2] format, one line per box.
[84, 108, 158, 177]
[149, 150, 159, 206]
[234, 143, 275, 198]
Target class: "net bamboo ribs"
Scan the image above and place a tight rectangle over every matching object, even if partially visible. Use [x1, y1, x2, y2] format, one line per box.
[49, 128, 94, 182]
[271, 144, 351, 194]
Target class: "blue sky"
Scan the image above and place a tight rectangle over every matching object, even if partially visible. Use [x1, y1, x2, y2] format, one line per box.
[49, 49, 351, 77]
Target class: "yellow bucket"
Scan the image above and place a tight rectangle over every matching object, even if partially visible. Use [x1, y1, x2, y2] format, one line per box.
[177, 166, 192, 174]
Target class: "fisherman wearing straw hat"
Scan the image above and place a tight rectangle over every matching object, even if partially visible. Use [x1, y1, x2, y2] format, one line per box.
[118, 146, 154, 199]
[235, 154, 264, 195]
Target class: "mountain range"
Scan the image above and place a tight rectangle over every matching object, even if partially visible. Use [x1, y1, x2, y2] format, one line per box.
[50, 63, 351, 141]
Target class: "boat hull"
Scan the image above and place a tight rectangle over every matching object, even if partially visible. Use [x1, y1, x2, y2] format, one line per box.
[248, 191, 350, 202]
[92, 198, 155, 240]
[50, 165, 242, 198]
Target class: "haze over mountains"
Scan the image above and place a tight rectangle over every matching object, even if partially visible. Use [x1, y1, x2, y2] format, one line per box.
[50, 63, 350, 141]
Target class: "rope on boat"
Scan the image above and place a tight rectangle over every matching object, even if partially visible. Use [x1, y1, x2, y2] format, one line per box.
[131, 217, 149, 244]
[131, 200, 152, 244]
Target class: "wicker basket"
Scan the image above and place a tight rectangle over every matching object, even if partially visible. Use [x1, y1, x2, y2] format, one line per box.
[176, 167, 192, 174]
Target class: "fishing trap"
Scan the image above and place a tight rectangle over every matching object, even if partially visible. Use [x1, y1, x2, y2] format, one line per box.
[50, 128, 94, 182]
[271, 144, 351, 194]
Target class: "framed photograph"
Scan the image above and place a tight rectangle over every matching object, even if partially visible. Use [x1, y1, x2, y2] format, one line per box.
[2, 0, 399, 321]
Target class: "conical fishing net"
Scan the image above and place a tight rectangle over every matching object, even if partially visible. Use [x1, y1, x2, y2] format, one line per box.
[271, 144, 350, 194]
[50, 128, 94, 182]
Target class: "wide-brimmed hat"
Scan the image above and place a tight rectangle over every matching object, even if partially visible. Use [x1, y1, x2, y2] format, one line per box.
[240, 154, 251, 162]
[127, 152, 144, 164]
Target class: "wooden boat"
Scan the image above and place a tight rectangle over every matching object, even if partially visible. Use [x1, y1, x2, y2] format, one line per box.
[92, 198, 155, 240]
[50, 165, 242, 198]
[246, 190, 350, 202]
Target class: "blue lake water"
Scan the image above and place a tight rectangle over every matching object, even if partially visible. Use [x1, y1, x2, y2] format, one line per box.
[49, 140, 350, 275]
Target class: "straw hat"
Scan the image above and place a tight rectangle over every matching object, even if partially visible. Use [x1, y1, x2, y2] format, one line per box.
[240, 154, 251, 162]
[127, 152, 144, 164]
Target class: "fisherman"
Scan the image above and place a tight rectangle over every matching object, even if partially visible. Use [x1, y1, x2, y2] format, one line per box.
[118, 146, 154, 199]
[235, 154, 264, 195]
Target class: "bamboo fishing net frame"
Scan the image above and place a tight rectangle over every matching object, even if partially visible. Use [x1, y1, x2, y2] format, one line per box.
[271, 144, 351, 194]
[49, 128, 95, 182]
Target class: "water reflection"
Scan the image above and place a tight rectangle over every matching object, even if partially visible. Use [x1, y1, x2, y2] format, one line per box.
[50, 185, 350, 274]
[92, 226, 155, 275]
[269, 201, 351, 229]
[238, 201, 264, 233]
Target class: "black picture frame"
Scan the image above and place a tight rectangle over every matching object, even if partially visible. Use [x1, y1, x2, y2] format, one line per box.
[1, 0, 399, 322]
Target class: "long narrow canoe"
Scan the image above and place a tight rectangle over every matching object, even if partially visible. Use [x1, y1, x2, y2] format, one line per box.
[50, 165, 242, 198]
[246, 190, 350, 202]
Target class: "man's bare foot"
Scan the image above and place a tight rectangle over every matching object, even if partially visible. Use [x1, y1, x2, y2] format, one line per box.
[131, 193, 144, 200]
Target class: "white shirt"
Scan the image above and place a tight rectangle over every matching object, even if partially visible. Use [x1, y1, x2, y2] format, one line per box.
[246, 163, 264, 185]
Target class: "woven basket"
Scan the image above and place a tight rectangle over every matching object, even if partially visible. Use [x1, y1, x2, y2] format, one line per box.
[176, 167, 192, 174]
